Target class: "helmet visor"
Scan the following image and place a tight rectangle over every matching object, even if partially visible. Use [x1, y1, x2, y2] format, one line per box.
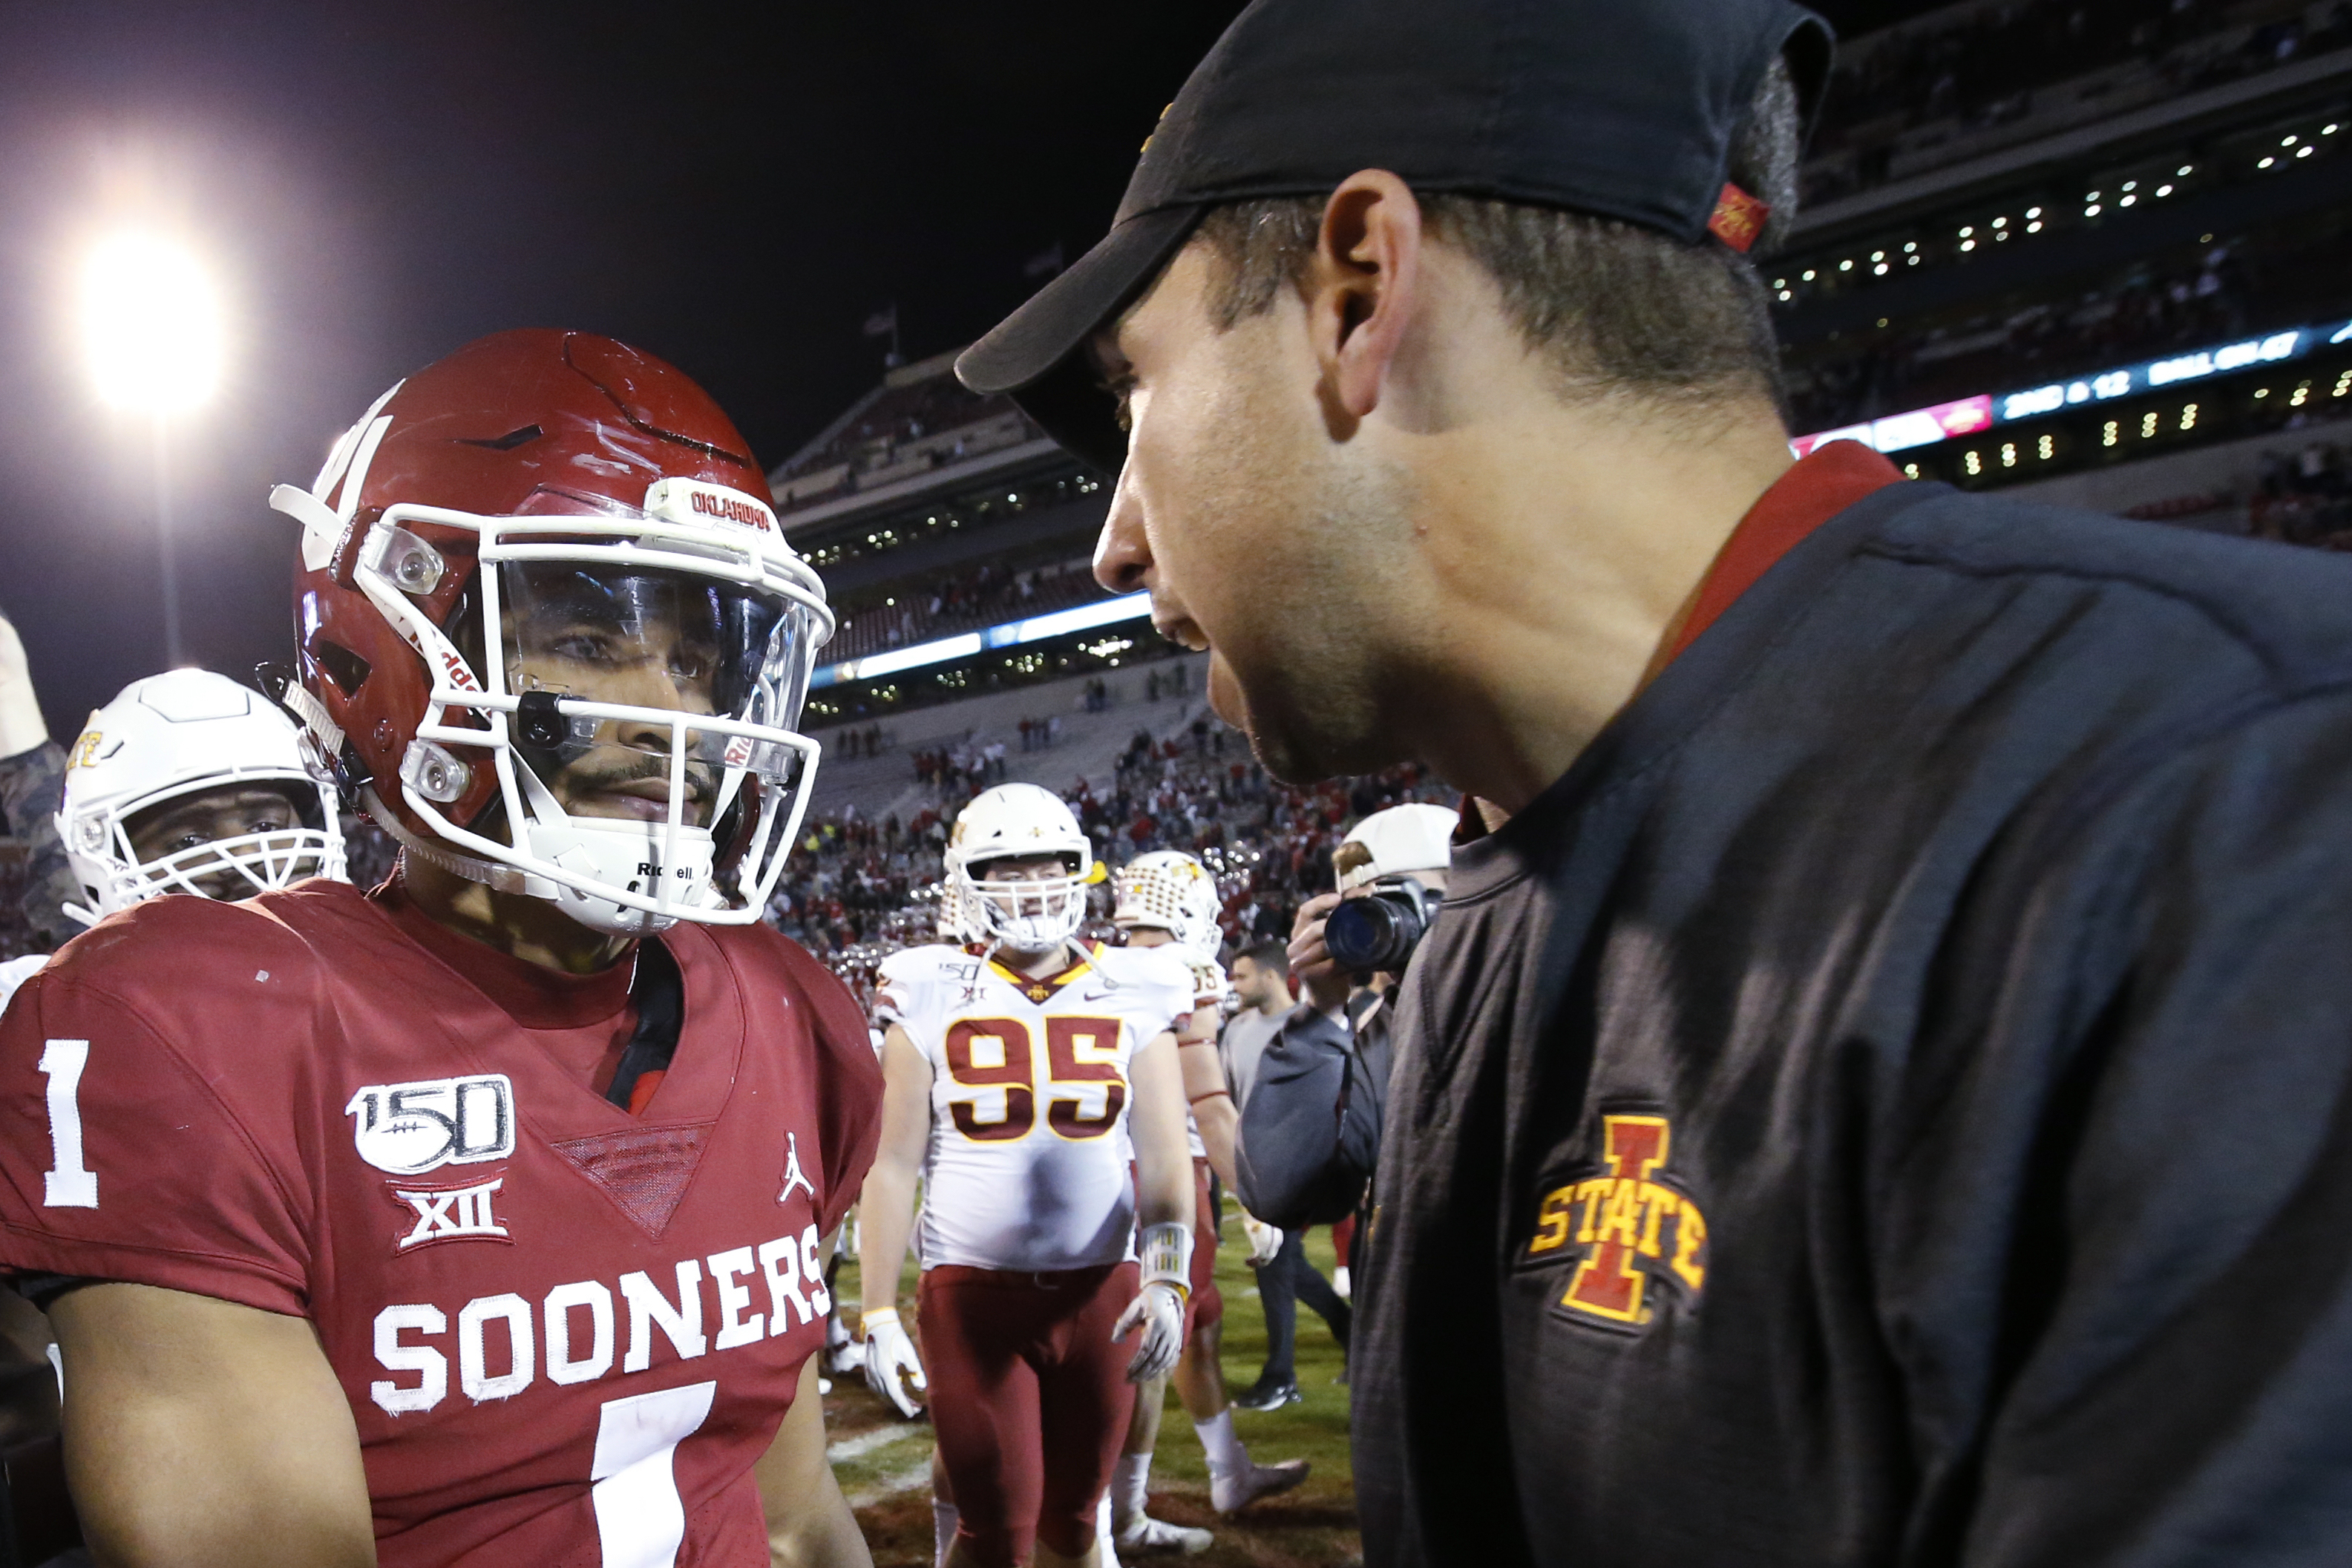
[496, 561, 821, 827]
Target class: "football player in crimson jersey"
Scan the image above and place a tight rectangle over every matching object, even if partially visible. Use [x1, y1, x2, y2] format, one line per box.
[1105, 853, 1306, 1557]
[0, 331, 882, 1568]
[857, 784, 1196, 1568]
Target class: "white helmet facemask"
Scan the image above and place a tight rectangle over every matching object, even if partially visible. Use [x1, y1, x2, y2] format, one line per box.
[965, 857, 1090, 953]
[306, 474, 836, 937]
[68, 781, 344, 925]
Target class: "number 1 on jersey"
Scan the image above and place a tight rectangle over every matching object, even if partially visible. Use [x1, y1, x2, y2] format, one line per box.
[38, 1038, 97, 1209]
[593, 1380, 716, 1568]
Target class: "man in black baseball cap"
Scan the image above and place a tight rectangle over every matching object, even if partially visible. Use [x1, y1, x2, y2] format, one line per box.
[967, 1, 2352, 1564]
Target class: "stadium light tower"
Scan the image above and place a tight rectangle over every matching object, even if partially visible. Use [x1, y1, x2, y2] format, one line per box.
[78, 232, 226, 667]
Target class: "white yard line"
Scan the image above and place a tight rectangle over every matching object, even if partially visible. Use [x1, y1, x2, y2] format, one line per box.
[846, 1454, 937, 1510]
[828, 1421, 923, 1463]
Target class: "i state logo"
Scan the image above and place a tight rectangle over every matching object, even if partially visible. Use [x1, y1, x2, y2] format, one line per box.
[1524, 1112, 1709, 1331]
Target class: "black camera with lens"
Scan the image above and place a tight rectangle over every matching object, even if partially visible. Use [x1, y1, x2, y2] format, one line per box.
[1324, 876, 1442, 973]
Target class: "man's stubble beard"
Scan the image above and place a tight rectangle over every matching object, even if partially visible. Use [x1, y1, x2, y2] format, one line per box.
[1215, 443, 1422, 787]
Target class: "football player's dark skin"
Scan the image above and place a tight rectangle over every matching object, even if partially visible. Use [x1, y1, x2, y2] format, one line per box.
[122, 785, 306, 902]
[407, 583, 725, 977]
[53, 583, 870, 1568]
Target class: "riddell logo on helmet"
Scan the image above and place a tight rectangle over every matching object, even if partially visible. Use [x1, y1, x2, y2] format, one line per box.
[436, 648, 480, 693]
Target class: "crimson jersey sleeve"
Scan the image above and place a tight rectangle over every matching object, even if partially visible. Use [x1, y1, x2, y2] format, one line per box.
[0, 902, 321, 1315]
[772, 935, 884, 1236]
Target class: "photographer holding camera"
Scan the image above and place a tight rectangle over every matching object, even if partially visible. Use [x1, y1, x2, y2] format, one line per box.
[1234, 804, 1454, 1235]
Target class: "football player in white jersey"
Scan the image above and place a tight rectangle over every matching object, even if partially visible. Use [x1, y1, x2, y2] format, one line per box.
[0, 668, 349, 1011]
[1107, 852, 1307, 1555]
[859, 784, 1197, 1568]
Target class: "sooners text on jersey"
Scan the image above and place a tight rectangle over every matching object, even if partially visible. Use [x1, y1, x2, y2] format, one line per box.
[876, 941, 1191, 1273]
[0, 881, 882, 1567]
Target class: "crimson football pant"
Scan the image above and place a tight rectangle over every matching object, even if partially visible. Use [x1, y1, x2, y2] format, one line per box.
[1188, 1157, 1222, 1334]
[918, 1261, 1139, 1566]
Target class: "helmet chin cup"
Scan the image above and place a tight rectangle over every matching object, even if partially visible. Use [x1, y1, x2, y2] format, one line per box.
[540, 824, 709, 936]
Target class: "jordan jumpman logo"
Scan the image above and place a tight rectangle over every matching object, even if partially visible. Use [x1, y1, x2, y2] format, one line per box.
[779, 1132, 816, 1204]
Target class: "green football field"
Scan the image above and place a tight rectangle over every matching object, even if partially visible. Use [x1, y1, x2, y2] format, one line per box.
[825, 1226, 1360, 1567]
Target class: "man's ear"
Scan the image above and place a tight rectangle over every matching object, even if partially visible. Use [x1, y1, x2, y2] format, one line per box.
[1308, 170, 1425, 427]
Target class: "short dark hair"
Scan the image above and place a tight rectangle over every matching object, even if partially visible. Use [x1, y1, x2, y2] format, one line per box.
[1239, 939, 1290, 976]
[1191, 55, 1799, 418]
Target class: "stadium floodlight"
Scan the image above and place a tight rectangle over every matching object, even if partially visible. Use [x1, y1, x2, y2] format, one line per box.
[79, 232, 224, 413]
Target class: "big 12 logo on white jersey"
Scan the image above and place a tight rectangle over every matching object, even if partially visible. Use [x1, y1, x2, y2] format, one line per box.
[347, 1075, 517, 1175]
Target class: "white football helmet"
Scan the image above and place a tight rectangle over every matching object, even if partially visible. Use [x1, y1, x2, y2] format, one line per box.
[1113, 850, 1225, 961]
[57, 669, 348, 926]
[944, 783, 1095, 952]
[933, 881, 985, 945]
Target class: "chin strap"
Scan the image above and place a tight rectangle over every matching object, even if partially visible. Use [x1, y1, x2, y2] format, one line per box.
[1138, 1221, 1193, 1303]
[360, 786, 548, 898]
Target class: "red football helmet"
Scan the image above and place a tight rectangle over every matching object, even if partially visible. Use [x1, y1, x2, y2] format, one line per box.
[276, 329, 833, 934]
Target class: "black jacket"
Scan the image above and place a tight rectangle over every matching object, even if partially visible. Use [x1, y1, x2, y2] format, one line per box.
[1234, 990, 1392, 1228]
[1357, 479, 2352, 1567]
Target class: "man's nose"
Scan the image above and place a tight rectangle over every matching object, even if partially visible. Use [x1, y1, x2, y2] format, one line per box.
[1093, 465, 1152, 595]
[607, 663, 713, 749]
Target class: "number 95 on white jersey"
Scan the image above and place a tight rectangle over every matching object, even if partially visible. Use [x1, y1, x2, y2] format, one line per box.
[875, 942, 1192, 1273]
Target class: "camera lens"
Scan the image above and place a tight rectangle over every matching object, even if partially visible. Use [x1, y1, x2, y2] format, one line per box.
[1327, 887, 1429, 971]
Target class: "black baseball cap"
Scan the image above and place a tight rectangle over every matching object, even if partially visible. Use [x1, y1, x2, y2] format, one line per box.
[957, 0, 1832, 474]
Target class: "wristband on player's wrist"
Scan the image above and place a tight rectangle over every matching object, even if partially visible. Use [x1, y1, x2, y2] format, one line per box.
[1139, 1220, 1193, 1302]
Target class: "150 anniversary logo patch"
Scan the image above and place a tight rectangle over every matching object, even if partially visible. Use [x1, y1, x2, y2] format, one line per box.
[1524, 1112, 1708, 1331]
[346, 1075, 516, 1175]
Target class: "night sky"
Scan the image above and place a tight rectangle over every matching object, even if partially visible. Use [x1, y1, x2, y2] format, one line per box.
[0, 0, 1903, 742]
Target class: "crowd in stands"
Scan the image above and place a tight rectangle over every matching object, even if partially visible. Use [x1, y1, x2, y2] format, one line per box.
[825, 557, 1102, 664]
[835, 723, 891, 759]
[1804, 0, 2352, 203]
[2250, 436, 2352, 542]
[910, 738, 1011, 793]
[1789, 240, 2267, 433]
[765, 709, 1456, 1010]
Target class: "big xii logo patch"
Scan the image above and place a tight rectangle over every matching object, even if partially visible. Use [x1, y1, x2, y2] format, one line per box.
[1524, 1113, 1709, 1330]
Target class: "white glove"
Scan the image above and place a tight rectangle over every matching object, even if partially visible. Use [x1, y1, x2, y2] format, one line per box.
[1240, 1212, 1283, 1267]
[861, 1308, 928, 1417]
[0, 614, 45, 758]
[1113, 1280, 1188, 1384]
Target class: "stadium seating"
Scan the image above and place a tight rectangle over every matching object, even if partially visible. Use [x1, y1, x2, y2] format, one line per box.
[807, 655, 1213, 822]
